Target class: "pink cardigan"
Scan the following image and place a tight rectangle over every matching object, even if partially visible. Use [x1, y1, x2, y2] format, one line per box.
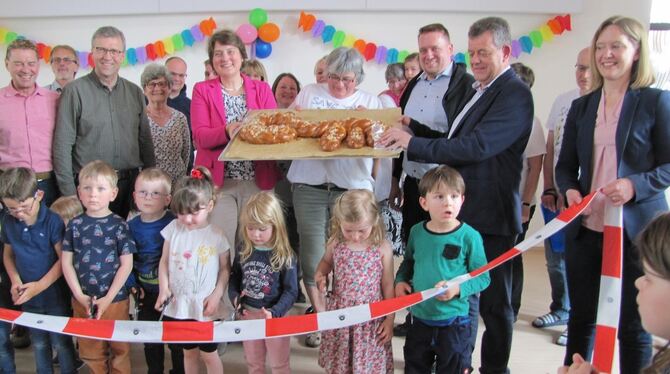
[191, 74, 280, 188]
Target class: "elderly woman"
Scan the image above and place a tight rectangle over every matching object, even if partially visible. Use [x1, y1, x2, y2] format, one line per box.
[379, 63, 407, 108]
[556, 16, 670, 373]
[272, 73, 301, 109]
[141, 63, 191, 186]
[191, 30, 279, 250]
[287, 47, 383, 348]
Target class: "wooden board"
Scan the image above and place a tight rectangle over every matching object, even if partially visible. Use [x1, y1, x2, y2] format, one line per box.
[219, 108, 402, 161]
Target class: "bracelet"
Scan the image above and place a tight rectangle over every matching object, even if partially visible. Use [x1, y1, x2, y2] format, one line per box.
[542, 188, 558, 196]
[522, 202, 531, 207]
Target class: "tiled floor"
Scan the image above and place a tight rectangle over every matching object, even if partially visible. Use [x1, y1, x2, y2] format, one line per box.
[13, 248, 570, 373]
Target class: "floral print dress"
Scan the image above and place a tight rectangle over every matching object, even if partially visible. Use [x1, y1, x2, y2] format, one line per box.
[318, 242, 393, 373]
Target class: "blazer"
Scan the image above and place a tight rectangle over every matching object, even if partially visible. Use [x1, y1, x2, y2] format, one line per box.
[555, 87, 670, 239]
[406, 68, 534, 236]
[191, 73, 280, 188]
[393, 63, 476, 179]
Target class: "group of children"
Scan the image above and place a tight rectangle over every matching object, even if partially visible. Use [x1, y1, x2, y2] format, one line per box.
[2, 159, 669, 374]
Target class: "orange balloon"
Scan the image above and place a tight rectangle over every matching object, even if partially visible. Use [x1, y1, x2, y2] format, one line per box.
[258, 23, 280, 43]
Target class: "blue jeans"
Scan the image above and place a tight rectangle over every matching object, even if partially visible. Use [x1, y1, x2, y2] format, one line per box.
[0, 321, 15, 374]
[544, 239, 570, 319]
[564, 226, 651, 373]
[23, 305, 76, 374]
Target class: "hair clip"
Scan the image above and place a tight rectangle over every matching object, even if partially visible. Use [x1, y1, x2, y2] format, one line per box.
[191, 169, 203, 180]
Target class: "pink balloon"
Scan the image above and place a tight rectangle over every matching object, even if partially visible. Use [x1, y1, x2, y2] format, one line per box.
[236, 23, 258, 45]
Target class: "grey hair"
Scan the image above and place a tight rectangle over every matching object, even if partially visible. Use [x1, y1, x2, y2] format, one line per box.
[91, 26, 126, 50]
[468, 17, 511, 48]
[385, 63, 405, 82]
[326, 47, 365, 85]
[141, 63, 173, 89]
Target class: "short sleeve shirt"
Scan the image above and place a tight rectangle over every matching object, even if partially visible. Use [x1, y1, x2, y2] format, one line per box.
[62, 213, 136, 301]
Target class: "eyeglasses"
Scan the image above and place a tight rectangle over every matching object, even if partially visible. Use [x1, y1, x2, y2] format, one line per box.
[146, 81, 168, 89]
[328, 74, 356, 85]
[51, 57, 77, 65]
[136, 190, 166, 199]
[94, 46, 124, 57]
[5, 197, 36, 215]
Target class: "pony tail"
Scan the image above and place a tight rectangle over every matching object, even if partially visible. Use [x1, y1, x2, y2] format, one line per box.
[171, 166, 216, 214]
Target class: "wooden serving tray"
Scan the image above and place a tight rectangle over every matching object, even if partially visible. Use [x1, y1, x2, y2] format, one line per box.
[219, 108, 402, 161]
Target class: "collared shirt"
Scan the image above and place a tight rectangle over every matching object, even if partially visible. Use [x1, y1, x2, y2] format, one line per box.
[402, 63, 453, 178]
[0, 84, 59, 172]
[47, 81, 64, 93]
[448, 66, 510, 139]
[53, 72, 156, 196]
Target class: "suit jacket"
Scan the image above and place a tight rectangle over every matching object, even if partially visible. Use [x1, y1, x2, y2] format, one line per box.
[407, 68, 534, 236]
[190, 73, 280, 188]
[555, 87, 670, 239]
[393, 63, 475, 179]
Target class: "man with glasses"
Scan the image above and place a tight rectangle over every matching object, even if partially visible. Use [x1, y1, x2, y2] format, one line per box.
[165, 56, 193, 171]
[381, 17, 533, 374]
[53, 26, 155, 219]
[47, 45, 79, 93]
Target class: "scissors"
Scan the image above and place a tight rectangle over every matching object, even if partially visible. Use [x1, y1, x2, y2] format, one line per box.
[89, 296, 98, 319]
[130, 291, 140, 321]
[158, 295, 174, 321]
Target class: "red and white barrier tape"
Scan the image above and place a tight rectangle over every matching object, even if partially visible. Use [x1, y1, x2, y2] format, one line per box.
[0, 191, 620, 371]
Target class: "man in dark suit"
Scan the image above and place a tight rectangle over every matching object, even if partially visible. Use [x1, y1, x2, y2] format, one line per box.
[382, 17, 533, 374]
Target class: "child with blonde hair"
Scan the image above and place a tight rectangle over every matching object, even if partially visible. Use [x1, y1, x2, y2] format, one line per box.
[50, 196, 83, 225]
[229, 191, 298, 374]
[157, 166, 230, 374]
[314, 189, 394, 373]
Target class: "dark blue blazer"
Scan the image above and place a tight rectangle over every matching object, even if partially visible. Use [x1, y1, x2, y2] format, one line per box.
[406, 68, 534, 236]
[556, 87, 670, 239]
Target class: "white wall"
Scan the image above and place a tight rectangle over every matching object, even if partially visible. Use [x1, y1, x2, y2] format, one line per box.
[0, 0, 653, 234]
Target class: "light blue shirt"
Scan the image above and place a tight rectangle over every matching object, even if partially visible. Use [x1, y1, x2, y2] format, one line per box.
[403, 62, 453, 179]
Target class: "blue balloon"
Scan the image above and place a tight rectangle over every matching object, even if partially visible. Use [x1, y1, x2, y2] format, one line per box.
[255, 39, 272, 59]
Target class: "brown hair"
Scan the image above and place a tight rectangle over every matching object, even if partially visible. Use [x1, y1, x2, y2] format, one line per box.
[0, 167, 38, 201]
[241, 59, 267, 81]
[50, 45, 79, 64]
[5, 39, 38, 61]
[511, 62, 535, 88]
[50, 196, 84, 223]
[328, 189, 386, 247]
[207, 29, 247, 63]
[418, 165, 466, 197]
[171, 166, 215, 214]
[418, 23, 451, 41]
[589, 16, 654, 90]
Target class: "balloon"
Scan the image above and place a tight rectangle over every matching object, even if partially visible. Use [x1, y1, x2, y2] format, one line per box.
[249, 8, 268, 28]
[0, 28, 7, 42]
[255, 40, 272, 59]
[548, 19, 563, 35]
[190, 25, 204, 42]
[386, 48, 399, 64]
[126, 48, 137, 65]
[540, 25, 554, 42]
[146, 43, 157, 60]
[332, 30, 345, 48]
[258, 23, 280, 43]
[322, 26, 335, 43]
[136, 47, 147, 64]
[172, 34, 185, 51]
[557, 14, 571, 31]
[353, 39, 366, 55]
[511, 40, 522, 58]
[519, 36, 533, 54]
[181, 30, 195, 46]
[375, 45, 388, 64]
[78, 51, 88, 69]
[453, 52, 466, 64]
[162, 37, 175, 55]
[35, 43, 46, 61]
[237, 24, 258, 45]
[5, 31, 17, 44]
[154, 41, 166, 58]
[199, 18, 216, 36]
[311, 20, 326, 37]
[364, 43, 377, 61]
[529, 31, 543, 48]
[87, 53, 94, 68]
[298, 11, 316, 31]
[342, 34, 355, 48]
[398, 50, 409, 63]
[121, 54, 128, 67]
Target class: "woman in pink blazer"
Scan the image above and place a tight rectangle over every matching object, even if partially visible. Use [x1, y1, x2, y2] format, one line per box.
[191, 29, 280, 249]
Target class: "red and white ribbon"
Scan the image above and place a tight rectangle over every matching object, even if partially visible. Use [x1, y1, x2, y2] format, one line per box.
[0, 191, 619, 371]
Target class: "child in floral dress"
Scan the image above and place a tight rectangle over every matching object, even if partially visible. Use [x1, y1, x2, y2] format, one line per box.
[314, 189, 394, 373]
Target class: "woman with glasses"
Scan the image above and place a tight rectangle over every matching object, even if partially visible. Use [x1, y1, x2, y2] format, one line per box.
[286, 47, 382, 348]
[141, 64, 191, 188]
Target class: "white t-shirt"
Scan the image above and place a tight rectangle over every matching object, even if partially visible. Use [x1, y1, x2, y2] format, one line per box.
[546, 89, 580, 169]
[373, 92, 399, 201]
[287, 83, 382, 190]
[161, 221, 230, 321]
[519, 116, 546, 205]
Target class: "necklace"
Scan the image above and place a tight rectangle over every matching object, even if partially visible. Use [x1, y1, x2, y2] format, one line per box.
[221, 80, 243, 92]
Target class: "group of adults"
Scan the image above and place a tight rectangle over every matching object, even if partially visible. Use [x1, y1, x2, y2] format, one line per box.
[2, 12, 669, 374]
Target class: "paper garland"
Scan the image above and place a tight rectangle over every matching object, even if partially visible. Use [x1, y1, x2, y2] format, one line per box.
[298, 12, 572, 65]
[0, 18, 217, 70]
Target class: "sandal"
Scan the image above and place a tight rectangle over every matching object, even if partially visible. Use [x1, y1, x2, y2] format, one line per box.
[555, 329, 568, 346]
[532, 312, 568, 328]
[305, 332, 321, 347]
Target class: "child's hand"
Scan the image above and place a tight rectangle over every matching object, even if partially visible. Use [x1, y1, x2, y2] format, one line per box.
[557, 354, 599, 374]
[434, 281, 460, 301]
[394, 282, 412, 297]
[93, 295, 113, 319]
[155, 290, 172, 312]
[9, 283, 23, 303]
[131, 286, 145, 300]
[376, 316, 394, 344]
[74, 293, 92, 312]
[14, 282, 42, 305]
[315, 272, 327, 294]
[239, 307, 273, 320]
[203, 289, 222, 317]
[260, 307, 272, 319]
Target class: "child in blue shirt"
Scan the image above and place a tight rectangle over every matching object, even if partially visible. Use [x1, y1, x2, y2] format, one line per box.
[127, 168, 184, 374]
[395, 165, 490, 373]
[0, 167, 77, 374]
[61, 160, 136, 373]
